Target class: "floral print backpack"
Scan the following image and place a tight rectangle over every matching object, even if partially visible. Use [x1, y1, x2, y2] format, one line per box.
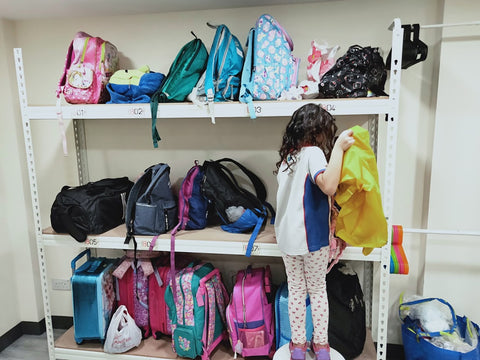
[165, 262, 229, 360]
[240, 14, 300, 119]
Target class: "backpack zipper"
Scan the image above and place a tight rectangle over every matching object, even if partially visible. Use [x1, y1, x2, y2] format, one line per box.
[216, 30, 230, 91]
[241, 271, 247, 328]
[164, 208, 169, 231]
[186, 40, 202, 72]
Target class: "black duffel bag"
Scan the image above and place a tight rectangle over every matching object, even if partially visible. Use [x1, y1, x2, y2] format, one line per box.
[50, 177, 134, 242]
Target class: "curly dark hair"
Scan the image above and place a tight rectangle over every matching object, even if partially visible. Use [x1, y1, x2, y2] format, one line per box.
[275, 103, 337, 173]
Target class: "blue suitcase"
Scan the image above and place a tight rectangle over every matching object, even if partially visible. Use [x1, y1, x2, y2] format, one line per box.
[275, 281, 313, 349]
[71, 249, 117, 344]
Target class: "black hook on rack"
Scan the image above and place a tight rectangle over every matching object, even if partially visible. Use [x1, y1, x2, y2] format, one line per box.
[386, 23, 428, 69]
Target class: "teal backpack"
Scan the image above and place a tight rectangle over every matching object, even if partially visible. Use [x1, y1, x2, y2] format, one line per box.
[204, 23, 244, 123]
[150, 34, 208, 147]
[165, 262, 229, 360]
[188, 23, 244, 124]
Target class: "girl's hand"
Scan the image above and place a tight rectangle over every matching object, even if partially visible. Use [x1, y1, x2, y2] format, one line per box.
[335, 129, 355, 152]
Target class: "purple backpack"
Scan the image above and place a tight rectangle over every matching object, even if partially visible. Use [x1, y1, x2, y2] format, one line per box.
[226, 266, 275, 358]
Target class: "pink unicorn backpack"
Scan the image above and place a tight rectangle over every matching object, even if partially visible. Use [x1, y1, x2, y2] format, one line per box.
[226, 265, 275, 358]
[57, 31, 119, 104]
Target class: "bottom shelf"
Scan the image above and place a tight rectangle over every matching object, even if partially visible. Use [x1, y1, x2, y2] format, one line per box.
[55, 327, 237, 360]
[54, 327, 378, 360]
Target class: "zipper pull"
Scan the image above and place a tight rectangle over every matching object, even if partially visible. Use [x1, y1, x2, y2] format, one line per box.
[164, 209, 169, 231]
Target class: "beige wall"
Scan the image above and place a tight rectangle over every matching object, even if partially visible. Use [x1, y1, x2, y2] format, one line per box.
[1, 19, 44, 335]
[424, 0, 480, 320]
[5, 0, 476, 347]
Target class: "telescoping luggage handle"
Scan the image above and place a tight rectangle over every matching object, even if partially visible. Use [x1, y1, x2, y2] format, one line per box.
[71, 249, 91, 275]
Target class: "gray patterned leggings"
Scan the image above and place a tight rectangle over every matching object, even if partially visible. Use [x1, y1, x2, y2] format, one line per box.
[282, 247, 330, 345]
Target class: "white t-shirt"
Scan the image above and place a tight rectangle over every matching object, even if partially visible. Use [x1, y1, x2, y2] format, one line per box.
[275, 147, 330, 255]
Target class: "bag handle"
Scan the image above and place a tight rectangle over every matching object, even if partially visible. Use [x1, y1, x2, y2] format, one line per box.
[216, 158, 276, 220]
[399, 297, 457, 337]
[216, 158, 267, 201]
[60, 209, 88, 242]
[71, 249, 91, 274]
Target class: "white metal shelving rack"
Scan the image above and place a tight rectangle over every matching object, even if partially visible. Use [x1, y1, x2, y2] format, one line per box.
[14, 18, 403, 360]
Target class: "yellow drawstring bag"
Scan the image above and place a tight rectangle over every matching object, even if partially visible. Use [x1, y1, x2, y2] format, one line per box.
[334, 125, 387, 255]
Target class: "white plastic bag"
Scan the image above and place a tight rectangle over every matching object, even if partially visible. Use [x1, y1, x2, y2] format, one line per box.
[306, 41, 340, 82]
[104, 305, 142, 354]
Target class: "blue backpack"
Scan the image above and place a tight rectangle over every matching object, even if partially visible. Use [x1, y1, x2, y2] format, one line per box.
[240, 14, 300, 119]
[199, 23, 244, 123]
[124, 163, 178, 240]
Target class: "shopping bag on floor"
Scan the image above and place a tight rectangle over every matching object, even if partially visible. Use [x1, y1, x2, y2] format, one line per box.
[104, 305, 142, 353]
[400, 297, 480, 360]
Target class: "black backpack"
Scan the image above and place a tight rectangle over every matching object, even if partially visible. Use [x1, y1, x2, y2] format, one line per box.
[50, 177, 134, 242]
[201, 158, 274, 256]
[319, 45, 387, 98]
[327, 262, 366, 359]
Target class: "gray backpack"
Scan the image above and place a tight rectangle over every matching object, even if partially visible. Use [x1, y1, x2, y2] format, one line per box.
[124, 163, 178, 244]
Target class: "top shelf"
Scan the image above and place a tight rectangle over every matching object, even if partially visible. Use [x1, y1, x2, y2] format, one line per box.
[27, 97, 392, 120]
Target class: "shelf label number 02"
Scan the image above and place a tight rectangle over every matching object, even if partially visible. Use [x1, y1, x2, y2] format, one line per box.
[129, 107, 144, 117]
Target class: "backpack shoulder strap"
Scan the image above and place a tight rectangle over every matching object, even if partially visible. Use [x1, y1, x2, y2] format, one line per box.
[239, 28, 256, 119]
[216, 158, 266, 201]
[204, 23, 224, 102]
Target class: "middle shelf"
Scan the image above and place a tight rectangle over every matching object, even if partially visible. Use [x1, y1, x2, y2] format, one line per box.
[42, 224, 382, 261]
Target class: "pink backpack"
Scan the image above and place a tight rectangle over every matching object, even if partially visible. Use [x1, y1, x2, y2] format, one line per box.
[57, 31, 119, 104]
[226, 265, 275, 358]
[149, 257, 173, 339]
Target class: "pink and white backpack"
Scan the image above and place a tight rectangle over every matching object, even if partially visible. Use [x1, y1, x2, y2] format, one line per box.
[57, 31, 119, 104]
[56, 32, 119, 154]
[226, 265, 275, 358]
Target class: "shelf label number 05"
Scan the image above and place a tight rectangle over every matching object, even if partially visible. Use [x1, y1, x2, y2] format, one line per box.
[86, 238, 98, 246]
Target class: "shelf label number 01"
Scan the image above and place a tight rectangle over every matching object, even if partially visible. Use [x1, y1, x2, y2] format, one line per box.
[72, 108, 86, 118]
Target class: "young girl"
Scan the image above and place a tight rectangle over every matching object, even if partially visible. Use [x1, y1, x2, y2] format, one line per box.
[274, 103, 354, 360]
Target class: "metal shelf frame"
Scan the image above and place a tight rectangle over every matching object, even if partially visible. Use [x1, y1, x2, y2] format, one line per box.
[14, 17, 403, 360]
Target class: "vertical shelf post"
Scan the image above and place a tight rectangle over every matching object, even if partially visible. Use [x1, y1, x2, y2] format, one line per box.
[14, 48, 56, 360]
[375, 18, 403, 360]
[73, 119, 89, 185]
